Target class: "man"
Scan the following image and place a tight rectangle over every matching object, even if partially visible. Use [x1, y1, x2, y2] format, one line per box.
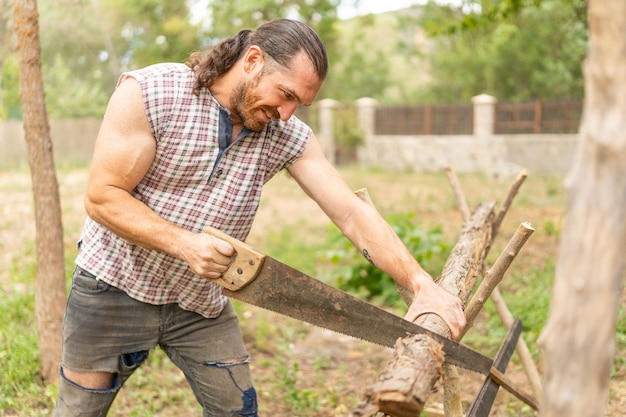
[54, 18, 466, 417]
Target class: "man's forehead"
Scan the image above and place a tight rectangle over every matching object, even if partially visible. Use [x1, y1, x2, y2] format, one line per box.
[278, 54, 322, 105]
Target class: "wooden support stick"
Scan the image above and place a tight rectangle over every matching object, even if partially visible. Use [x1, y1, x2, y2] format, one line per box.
[444, 166, 471, 222]
[491, 287, 543, 400]
[443, 168, 537, 416]
[493, 169, 527, 236]
[488, 366, 540, 410]
[442, 364, 463, 417]
[463, 222, 535, 335]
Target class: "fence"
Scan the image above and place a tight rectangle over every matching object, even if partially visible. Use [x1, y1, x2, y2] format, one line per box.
[370, 98, 582, 136]
[495, 100, 582, 134]
[317, 95, 580, 176]
[375, 104, 474, 135]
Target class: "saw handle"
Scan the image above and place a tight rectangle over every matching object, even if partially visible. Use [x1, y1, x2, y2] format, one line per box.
[203, 226, 265, 291]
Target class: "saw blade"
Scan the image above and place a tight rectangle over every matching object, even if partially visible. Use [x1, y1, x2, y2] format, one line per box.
[222, 256, 493, 376]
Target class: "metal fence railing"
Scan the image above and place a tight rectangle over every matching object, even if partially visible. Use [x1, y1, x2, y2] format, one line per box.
[367, 99, 581, 136]
[375, 104, 474, 135]
[494, 100, 582, 134]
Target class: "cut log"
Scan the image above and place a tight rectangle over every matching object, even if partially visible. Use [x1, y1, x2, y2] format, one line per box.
[354, 202, 496, 417]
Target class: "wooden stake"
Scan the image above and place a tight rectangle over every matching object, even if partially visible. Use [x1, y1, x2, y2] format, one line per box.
[491, 287, 543, 400]
[493, 169, 527, 236]
[444, 167, 471, 222]
[463, 222, 535, 334]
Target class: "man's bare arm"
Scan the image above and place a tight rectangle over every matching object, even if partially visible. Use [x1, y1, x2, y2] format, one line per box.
[84, 77, 232, 278]
[287, 134, 466, 339]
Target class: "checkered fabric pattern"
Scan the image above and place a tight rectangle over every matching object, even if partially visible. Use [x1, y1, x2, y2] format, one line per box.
[76, 63, 312, 318]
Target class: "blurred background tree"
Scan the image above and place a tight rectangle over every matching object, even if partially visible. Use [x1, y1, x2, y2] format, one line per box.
[0, 0, 588, 119]
[411, 0, 587, 103]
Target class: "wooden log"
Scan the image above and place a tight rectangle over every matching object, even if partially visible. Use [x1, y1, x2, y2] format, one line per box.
[355, 187, 462, 417]
[354, 201, 496, 417]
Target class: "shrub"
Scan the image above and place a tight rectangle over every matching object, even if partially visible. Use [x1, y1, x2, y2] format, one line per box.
[321, 212, 449, 311]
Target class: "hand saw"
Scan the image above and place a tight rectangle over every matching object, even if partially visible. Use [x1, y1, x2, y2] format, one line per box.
[204, 226, 538, 410]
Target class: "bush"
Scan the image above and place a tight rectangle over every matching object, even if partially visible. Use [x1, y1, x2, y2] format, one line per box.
[321, 212, 449, 311]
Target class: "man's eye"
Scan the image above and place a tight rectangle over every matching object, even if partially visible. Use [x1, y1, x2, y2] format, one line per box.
[283, 91, 293, 99]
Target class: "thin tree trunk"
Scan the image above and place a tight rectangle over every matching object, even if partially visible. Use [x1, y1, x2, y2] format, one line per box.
[14, 0, 66, 384]
[539, 1, 626, 415]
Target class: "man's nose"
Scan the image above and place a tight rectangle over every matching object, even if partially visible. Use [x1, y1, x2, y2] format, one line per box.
[277, 102, 299, 121]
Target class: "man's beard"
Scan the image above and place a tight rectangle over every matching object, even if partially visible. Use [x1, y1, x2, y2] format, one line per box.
[231, 75, 280, 132]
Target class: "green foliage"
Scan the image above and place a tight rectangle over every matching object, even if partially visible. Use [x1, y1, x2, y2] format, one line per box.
[320, 13, 392, 103]
[0, 287, 53, 412]
[2, 0, 588, 117]
[616, 307, 626, 373]
[262, 221, 327, 275]
[108, 0, 201, 67]
[321, 212, 449, 310]
[332, 106, 363, 147]
[1, 54, 21, 119]
[543, 219, 559, 237]
[413, 0, 587, 102]
[44, 55, 109, 118]
[2, 0, 206, 119]
[201, 0, 340, 56]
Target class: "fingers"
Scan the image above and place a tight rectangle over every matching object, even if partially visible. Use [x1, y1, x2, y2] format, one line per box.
[211, 235, 235, 258]
[406, 307, 466, 341]
[405, 288, 467, 341]
[182, 233, 236, 279]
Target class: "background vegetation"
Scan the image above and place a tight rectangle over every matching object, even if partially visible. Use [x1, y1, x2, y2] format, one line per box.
[1, 166, 625, 416]
[0, 0, 587, 119]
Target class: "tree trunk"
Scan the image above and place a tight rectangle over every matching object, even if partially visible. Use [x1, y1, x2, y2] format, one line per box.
[538, 1, 626, 416]
[14, 0, 66, 384]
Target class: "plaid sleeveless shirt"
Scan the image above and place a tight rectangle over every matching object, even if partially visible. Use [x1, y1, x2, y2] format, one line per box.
[75, 63, 312, 317]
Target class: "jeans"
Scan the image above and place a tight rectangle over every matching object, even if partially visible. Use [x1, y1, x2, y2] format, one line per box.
[53, 266, 257, 417]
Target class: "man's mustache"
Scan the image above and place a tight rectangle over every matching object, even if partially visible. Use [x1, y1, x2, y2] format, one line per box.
[261, 106, 280, 120]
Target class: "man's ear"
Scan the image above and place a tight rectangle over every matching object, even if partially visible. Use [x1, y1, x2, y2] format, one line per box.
[242, 45, 265, 74]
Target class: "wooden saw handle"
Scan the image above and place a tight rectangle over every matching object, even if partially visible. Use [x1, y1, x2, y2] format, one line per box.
[203, 226, 265, 291]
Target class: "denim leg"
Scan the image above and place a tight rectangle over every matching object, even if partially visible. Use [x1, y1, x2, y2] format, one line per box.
[56, 266, 256, 416]
[54, 267, 158, 416]
[53, 367, 121, 417]
[159, 301, 258, 417]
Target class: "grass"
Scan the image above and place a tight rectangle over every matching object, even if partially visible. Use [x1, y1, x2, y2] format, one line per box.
[0, 166, 624, 416]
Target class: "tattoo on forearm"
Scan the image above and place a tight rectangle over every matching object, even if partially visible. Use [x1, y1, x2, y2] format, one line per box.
[362, 248, 375, 266]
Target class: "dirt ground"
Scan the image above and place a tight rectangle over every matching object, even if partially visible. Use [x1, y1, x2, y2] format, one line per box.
[1, 167, 625, 416]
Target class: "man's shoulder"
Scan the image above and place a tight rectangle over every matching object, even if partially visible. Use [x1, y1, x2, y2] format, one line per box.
[270, 115, 311, 138]
[123, 63, 192, 83]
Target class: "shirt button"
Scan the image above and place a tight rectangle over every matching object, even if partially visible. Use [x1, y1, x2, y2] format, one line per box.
[217, 169, 223, 176]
